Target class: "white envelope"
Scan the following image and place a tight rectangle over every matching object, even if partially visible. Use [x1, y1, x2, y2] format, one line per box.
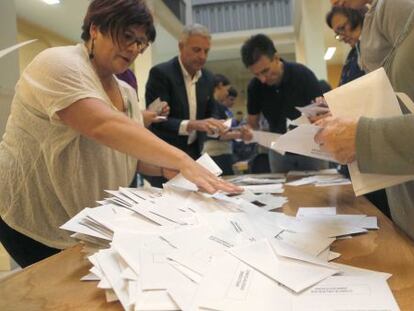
[228, 239, 338, 293]
[250, 130, 281, 148]
[195, 253, 292, 311]
[271, 124, 335, 162]
[292, 276, 400, 311]
[324, 68, 414, 196]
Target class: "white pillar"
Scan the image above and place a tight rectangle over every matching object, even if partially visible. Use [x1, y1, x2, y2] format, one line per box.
[133, 44, 154, 108]
[296, 0, 327, 80]
[0, 0, 19, 137]
[185, 0, 193, 25]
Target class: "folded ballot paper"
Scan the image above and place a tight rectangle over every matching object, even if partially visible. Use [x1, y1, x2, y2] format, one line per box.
[324, 68, 414, 196]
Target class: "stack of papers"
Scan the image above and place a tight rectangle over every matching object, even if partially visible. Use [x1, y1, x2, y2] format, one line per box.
[61, 184, 397, 311]
[286, 175, 351, 187]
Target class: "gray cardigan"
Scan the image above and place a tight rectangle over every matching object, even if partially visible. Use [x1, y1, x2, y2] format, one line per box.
[356, 0, 414, 239]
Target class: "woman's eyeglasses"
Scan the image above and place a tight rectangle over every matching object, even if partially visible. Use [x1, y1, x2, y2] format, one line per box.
[333, 21, 350, 41]
[122, 32, 149, 53]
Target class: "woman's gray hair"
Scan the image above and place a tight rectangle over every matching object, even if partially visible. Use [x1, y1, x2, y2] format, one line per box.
[180, 23, 211, 43]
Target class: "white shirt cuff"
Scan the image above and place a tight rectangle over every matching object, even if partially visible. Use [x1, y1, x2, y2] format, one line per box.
[179, 120, 190, 135]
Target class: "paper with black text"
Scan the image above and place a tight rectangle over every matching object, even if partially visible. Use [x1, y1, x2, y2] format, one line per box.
[324, 68, 414, 196]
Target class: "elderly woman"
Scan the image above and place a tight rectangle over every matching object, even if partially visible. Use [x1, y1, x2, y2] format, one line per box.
[326, 6, 366, 85]
[0, 0, 240, 267]
[316, 0, 414, 239]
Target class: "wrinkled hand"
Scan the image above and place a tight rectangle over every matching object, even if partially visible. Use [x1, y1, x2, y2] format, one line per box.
[314, 117, 358, 164]
[188, 118, 228, 136]
[309, 112, 332, 124]
[179, 158, 243, 194]
[311, 96, 328, 108]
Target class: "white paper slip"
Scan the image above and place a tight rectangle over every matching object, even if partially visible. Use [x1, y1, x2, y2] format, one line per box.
[292, 276, 400, 311]
[250, 130, 281, 149]
[296, 102, 330, 117]
[275, 231, 335, 257]
[95, 249, 132, 311]
[0, 39, 37, 59]
[271, 124, 335, 162]
[195, 253, 292, 311]
[290, 114, 311, 126]
[325, 68, 414, 196]
[165, 153, 222, 192]
[228, 239, 338, 293]
[147, 97, 164, 114]
[223, 118, 232, 129]
[296, 207, 337, 217]
[242, 183, 284, 194]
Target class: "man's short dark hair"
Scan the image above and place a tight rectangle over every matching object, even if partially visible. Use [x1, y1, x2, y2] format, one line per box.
[228, 86, 238, 98]
[326, 6, 366, 30]
[213, 74, 230, 87]
[81, 0, 156, 44]
[241, 34, 277, 68]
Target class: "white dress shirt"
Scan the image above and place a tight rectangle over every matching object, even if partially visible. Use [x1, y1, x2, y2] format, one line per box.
[178, 56, 202, 144]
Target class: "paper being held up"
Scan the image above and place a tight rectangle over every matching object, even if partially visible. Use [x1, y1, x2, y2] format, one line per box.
[271, 124, 335, 162]
[324, 68, 414, 196]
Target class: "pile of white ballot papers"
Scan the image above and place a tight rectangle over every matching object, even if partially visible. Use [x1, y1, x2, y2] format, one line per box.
[61, 156, 399, 311]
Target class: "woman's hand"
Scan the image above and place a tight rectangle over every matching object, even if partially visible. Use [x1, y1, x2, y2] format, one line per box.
[314, 117, 358, 164]
[177, 158, 243, 194]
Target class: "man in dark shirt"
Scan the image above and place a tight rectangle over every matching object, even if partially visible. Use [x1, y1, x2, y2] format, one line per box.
[241, 34, 328, 173]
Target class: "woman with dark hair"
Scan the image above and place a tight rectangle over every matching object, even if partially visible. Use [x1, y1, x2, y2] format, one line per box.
[0, 0, 240, 268]
[326, 6, 366, 85]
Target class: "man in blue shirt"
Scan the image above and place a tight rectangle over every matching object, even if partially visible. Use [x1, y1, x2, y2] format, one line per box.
[241, 34, 328, 173]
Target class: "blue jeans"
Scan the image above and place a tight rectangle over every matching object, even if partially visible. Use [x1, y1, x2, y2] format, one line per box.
[268, 150, 329, 173]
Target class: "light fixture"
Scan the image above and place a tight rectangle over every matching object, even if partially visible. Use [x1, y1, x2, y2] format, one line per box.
[42, 0, 60, 5]
[324, 47, 336, 61]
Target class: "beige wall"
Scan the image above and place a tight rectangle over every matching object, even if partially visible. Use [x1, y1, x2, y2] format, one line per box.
[327, 64, 343, 89]
[17, 18, 75, 74]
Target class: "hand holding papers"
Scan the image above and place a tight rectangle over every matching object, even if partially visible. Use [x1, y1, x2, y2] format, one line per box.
[323, 68, 414, 195]
[271, 124, 335, 162]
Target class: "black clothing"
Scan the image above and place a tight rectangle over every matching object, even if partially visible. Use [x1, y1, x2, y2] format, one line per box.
[0, 217, 60, 268]
[145, 56, 215, 157]
[247, 61, 322, 134]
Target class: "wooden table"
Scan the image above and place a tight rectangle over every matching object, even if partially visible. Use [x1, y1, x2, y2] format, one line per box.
[1, 184, 414, 311]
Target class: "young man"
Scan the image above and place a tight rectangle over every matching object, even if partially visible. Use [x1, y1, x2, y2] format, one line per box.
[241, 34, 327, 173]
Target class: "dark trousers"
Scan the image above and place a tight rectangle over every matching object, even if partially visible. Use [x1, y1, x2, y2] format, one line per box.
[0, 217, 60, 268]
